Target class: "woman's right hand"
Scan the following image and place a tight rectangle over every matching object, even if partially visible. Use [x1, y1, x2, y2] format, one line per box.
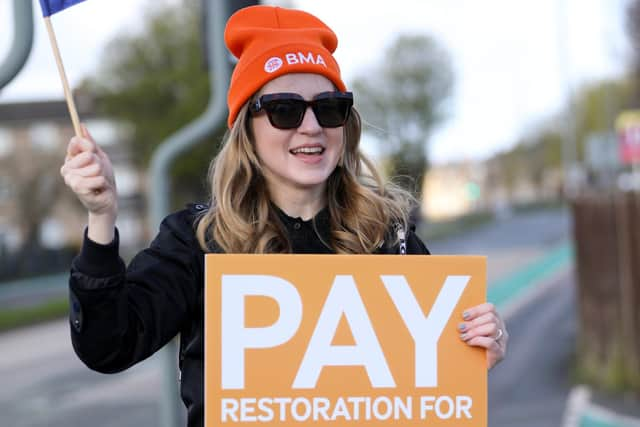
[60, 124, 118, 243]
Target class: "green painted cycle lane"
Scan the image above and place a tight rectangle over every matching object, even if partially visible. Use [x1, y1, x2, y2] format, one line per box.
[580, 412, 640, 427]
[487, 241, 573, 310]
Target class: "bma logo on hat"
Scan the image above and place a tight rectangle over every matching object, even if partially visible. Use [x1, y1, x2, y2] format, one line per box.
[264, 57, 283, 73]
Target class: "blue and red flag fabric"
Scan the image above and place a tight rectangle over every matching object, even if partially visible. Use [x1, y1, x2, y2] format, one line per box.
[39, 0, 87, 17]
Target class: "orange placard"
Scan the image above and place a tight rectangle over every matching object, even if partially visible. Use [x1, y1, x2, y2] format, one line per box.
[205, 255, 486, 426]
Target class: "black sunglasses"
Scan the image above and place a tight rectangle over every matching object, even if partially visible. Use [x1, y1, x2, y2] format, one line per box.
[249, 91, 353, 130]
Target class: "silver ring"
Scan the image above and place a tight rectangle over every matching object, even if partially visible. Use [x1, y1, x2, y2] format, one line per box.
[495, 328, 504, 341]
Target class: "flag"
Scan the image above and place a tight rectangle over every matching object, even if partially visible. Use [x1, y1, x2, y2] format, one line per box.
[39, 0, 87, 17]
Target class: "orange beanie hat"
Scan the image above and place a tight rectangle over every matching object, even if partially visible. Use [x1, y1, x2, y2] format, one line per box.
[224, 5, 347, 127]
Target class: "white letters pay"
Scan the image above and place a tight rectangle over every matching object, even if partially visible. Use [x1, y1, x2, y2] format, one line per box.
[220, 274, 469, 390]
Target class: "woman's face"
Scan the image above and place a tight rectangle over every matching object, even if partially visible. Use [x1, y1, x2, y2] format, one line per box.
[250, 73, 345, 199]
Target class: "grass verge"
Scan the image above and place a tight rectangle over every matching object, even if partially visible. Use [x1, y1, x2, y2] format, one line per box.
[0, 297, 68, 333]
[418, 211, 494, 242]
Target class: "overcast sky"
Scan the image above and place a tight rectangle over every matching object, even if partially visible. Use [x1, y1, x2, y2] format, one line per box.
[0, 0, 631, 164]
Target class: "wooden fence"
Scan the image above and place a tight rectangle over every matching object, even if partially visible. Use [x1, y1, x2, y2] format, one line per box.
[571, 191, 640, 390]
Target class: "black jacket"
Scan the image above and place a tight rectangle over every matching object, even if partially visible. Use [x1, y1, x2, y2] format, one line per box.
[68, 204, 430, 427]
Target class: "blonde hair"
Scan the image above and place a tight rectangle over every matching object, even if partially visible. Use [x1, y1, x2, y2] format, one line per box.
[195, 104, 414, 253]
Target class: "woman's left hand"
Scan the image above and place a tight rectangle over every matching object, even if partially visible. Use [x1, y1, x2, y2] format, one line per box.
[458, 303, 508, 369]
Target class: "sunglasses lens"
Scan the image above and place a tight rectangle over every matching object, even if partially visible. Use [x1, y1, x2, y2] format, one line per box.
[264, 100, 306, 129]
[313, 98, 351, 128]
[254, 92, 353, 129]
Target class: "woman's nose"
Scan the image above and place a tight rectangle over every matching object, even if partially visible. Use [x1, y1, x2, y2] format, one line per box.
[297, 106, 322, 134]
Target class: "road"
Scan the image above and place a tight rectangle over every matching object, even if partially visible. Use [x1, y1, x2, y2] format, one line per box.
[427, 208, 570, 282]
[429, 208, 576, 427]
[489, 271, 576, 427]
[0, 273, 68, 309]
[0, 320, 163, 426]
[0, 208, 573, 427]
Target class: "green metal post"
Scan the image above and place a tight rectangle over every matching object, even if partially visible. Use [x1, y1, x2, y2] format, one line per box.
[0, 0, 34, 90]
[148, 1, 231, 426]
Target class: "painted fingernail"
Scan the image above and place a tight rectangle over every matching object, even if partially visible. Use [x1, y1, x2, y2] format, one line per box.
[460, 333, 467, 340]
[462, 311, 471, 320]
[458, 323, 466, 331]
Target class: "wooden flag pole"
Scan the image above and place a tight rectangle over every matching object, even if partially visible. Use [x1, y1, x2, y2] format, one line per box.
[43, 16, 82, 137]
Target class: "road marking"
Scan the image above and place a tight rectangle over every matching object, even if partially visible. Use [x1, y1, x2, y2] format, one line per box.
[488, 241, 573, 316]
[562, 386, 591, 427]
[560, 386, 640, 427]
[580, 404, 640, 427]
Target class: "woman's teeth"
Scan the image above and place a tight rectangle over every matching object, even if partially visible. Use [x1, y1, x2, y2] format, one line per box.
[290, 146, 324, 154]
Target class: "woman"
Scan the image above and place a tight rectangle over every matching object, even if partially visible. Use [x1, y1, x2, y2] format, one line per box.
[60, 5, 508, 427]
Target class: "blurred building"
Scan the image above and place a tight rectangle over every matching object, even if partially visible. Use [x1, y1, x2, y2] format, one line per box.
[421, 161, 490, 220]
[0, 95, 146, 262]
[422, 158, 563, 221]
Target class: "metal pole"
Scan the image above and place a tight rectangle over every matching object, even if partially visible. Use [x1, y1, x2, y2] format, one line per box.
[149, 1, 230, 426]
[0, 0, 34, 90]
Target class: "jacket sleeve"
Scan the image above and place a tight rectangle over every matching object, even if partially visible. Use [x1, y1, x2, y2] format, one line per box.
[406, 226, 431, 255]
[68, 209, 202, 373]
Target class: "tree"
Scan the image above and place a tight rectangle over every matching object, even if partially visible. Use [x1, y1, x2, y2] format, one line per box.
[486, 77, 632, 198]
[627, 0, 640, 104]
[0, 144, 78, 278]
[81, 0, 225, 207]
[351, 35, 454, 195]
[572, 79, 633, 155]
